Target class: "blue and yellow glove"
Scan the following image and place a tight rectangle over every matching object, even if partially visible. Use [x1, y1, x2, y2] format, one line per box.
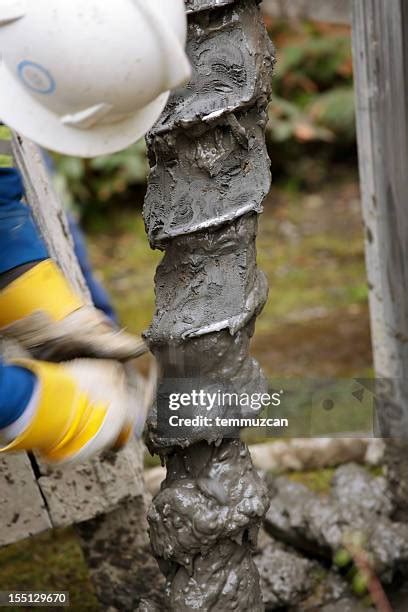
[0, 358, 141, 464]
[0, 259, 146, 361]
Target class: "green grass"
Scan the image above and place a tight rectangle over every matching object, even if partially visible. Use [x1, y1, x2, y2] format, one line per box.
[284, 464, 384, 496]
[256, 189, 367, 335]
[241, 377, 374, 445]
[0, 529, 98, 611]
[287, 468, 335, 494]
[87, 212, 161, 334]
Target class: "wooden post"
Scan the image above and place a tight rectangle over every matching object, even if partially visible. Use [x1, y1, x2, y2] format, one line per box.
[351, 0, 408, 517]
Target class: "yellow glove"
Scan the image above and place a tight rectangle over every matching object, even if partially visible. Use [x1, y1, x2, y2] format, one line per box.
[0, 259, 146, 361]
[0, 359, 140, 464]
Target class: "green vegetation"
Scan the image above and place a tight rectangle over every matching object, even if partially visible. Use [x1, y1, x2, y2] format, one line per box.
[287, 467, 335, 494]
[267, 20, 355, 184]
[87, 211, 161, 333]
[53, 140, 149, 224]
[285, 465, 383, 497]
[257, 186, 367, 337]
[0, 126, 11, 140]
[334, 531, 376, 603]
[0, 529, 98, 611]
[0, 156, 12, 168]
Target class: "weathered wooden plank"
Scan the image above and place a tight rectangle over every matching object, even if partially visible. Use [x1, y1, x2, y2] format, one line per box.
[351, 0, 408, 516]
[0, 454, 51, 547]
[261, 0, 351, 24]
[11, 135, 90, 299]
[37, 439, 145, 528]
[0, 314, 51, 543]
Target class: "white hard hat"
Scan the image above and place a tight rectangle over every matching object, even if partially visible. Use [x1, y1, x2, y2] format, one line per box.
[0, 0, 191, 157]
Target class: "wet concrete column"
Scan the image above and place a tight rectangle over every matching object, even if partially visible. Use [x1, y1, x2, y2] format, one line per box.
[142, 1, 275, 609]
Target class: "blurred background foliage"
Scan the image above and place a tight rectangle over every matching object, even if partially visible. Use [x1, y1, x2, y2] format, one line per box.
[54, 19, 356, 225]
[266, 19, 355, 185]
[53, 140, 149, 226]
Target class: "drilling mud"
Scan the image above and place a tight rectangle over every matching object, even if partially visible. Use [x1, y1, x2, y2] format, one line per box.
[143, 0, 275, 609]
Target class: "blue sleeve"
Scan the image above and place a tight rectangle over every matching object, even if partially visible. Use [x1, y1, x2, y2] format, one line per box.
[0, 360, 35, 428]
[1, 163, 117, 321]
[0, 168, 49, 274]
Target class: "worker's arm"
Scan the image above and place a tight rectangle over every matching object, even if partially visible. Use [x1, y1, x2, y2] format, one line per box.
[0, 360, 36, 429]
[0, 166, 146, 361]
[0, 356, 139, 464]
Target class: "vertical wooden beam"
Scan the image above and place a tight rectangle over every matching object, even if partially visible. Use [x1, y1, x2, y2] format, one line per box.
[11, 135, 90, 299]
[351, 0, 408, 516]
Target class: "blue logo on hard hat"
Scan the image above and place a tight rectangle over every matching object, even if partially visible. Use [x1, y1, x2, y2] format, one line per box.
[17, 61, 56, 95]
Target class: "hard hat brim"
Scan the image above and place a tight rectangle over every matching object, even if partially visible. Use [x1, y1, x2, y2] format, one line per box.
[0, 64, 169, 158]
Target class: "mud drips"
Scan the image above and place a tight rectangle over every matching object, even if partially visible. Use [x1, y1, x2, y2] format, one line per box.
[148, 441, 269, 569]
[143, 1, 275, 609]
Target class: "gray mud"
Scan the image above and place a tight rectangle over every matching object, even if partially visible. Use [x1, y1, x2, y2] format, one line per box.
[143, 0, 274, 609]
[148, 441, 269, 569]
